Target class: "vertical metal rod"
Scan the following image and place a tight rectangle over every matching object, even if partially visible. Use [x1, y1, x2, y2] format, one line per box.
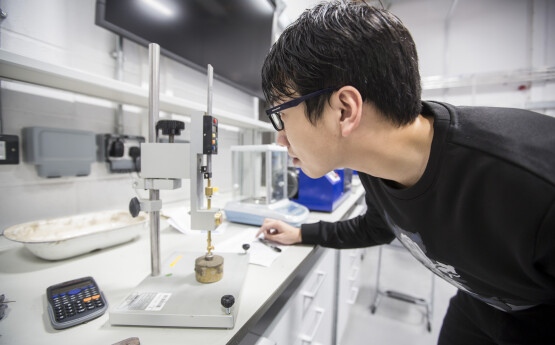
[149, 44, 160, 144]
[207, 64, 213, 115]
[205, 64, 213, 196]
[148, 43, 161, 276]
[115, 36, 125, 134]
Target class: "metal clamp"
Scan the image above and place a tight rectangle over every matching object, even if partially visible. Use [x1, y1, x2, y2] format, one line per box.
[132, 178, 181, 191]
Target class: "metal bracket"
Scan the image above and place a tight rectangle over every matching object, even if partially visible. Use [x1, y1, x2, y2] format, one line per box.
[132, 178, 181, 190]
[139, 199, 163, 213]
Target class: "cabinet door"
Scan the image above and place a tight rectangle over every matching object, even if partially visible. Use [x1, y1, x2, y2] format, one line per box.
[337, 248, 364, 343]
[264, 249, 336, 345]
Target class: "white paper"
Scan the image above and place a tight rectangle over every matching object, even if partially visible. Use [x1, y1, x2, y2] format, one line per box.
[216, 227, 287, 267]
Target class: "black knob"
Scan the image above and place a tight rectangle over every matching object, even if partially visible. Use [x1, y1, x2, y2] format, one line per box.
[242, 243, 250, 252]
[221, 295, 235, 309]
[156, 120, 185, 136]
[129, 197, 141, 218]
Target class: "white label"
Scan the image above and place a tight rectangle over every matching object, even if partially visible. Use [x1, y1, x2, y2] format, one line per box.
[117, 292, 171, 311]
[325, 171, 341, 183]
[0, 141, 5, 160]
[146, 293, 171, 311]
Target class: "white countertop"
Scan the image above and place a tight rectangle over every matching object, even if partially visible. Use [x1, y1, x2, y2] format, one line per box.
[0, 185, 365, 345]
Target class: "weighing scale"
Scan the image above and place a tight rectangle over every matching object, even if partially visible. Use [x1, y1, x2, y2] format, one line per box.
[109, 44, 248, 329]
[224, 144, 310, 227]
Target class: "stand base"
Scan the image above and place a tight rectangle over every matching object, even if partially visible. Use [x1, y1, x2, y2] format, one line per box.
[109, 251, 249, 328]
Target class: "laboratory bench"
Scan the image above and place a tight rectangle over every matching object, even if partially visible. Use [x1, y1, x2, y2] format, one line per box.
[0, 185, 366, 345]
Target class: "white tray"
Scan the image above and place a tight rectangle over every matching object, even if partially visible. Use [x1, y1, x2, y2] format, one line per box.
[3, 210, 147, 260]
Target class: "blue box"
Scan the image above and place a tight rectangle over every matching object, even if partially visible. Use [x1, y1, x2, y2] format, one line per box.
[291, 168, 352, 212]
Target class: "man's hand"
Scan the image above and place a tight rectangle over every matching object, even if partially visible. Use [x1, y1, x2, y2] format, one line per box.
[256, 218, 302, 245]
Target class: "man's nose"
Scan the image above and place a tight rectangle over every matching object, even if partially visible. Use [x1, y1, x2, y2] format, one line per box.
[276, 130, 289, 147]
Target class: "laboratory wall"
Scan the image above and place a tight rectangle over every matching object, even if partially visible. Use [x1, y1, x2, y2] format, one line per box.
[390, 0, 555, 115]
[0, 0, 259, 230]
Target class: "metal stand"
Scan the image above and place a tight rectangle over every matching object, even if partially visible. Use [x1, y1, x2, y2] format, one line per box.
[112, 44, 247, 329]
[369, 243, 435, 332]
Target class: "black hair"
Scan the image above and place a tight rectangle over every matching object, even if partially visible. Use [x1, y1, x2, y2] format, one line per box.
[262, 0, 422, 127]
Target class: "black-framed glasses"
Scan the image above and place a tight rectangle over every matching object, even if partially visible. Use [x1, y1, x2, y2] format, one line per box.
[265, 87, 338, 131]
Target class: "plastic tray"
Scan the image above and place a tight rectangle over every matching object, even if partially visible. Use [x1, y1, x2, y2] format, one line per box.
[3, 210, 147, 260]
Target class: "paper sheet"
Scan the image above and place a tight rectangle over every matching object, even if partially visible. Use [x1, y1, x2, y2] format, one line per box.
[216, 227, 287, 267]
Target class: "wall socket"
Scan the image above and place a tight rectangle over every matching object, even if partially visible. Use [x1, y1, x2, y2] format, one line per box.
[97, 134, 144, 173]
[0, 134, 20, 165]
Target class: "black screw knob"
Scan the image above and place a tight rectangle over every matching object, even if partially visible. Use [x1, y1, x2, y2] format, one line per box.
[129, 197, 141, 218]
[156, 120, 185, 136]
[242, 243, 250, 253]
[221, 295, 235, 309]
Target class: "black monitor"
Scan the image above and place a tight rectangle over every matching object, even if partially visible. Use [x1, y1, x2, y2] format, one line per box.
[95, 0, 275, 99]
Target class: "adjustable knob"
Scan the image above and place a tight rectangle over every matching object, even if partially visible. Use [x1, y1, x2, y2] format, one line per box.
[156, 120, 185, 137]
[242, 243, 250, 254]
[221, 295, 235, 315]
[129, 197, 141, 218]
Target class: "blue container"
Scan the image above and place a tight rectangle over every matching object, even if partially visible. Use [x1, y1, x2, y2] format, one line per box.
[292, 169, 351, 212]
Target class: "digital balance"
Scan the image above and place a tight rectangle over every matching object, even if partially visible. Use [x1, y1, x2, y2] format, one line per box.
[224, 144, 309, 226]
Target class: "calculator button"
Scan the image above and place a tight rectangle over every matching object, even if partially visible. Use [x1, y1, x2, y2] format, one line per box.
[56, 315, 65, 321]
[83, 297, 92, 302]
[87, 304, 95, 310]
[68, 288, 81, 295]
[92, 295, 100, 300]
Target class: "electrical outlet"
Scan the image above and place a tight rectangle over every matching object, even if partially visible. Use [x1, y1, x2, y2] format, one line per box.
[97, 134, 144, 173]
[0, 134, 20, 165]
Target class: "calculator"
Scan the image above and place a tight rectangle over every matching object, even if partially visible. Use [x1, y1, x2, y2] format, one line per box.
[46, 276, 108, 330]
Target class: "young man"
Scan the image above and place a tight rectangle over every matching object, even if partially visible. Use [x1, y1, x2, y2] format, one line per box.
[256, 1, 555, 344]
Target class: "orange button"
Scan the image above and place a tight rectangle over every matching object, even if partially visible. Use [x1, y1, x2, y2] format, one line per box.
[83, 297, 92, 302]
[212, 140, 216, 145]
[92, 295, 100, 300]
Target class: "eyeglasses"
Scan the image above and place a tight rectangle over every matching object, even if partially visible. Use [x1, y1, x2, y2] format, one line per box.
[265, 87, 338, 131]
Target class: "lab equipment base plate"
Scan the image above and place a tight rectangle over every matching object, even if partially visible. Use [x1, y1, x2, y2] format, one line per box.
[109, 251, 249, 329]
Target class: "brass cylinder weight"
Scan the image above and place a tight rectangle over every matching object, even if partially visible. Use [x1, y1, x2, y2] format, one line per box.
[195, 253, 224, 283]
[194, 177, 224, 283]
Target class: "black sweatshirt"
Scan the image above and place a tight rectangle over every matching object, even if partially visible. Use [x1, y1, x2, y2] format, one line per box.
[302, 101, 555, 312]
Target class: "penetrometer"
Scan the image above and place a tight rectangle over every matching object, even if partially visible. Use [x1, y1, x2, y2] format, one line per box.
[109, 43, 248, 329]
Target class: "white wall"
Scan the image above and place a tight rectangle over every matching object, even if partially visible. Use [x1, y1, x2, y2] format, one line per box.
[0, 0, 256, 230]
[390, 0, 555, 114]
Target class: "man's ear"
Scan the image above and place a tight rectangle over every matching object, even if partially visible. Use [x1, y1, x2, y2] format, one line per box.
[333, 86, 363, 137]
